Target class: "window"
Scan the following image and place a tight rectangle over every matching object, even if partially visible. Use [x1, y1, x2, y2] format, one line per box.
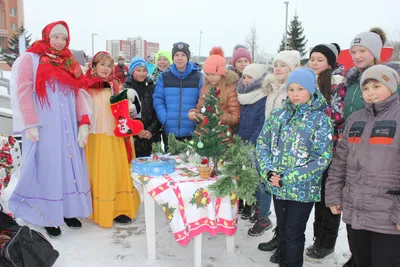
[10, 24, 16, 31]
[10, 8, 16, 17]
[0, 2, 5, 28]
[0, 37, 5, 49]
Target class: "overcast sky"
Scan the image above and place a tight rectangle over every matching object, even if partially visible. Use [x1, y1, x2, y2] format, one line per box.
[24, 0, 400, 58]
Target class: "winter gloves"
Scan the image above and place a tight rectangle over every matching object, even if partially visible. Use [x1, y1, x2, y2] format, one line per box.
[25, 125, 89, 148]
[127, 89, 141, 118]
[25, 127, 39, 142]
[77, 125, 89, 148]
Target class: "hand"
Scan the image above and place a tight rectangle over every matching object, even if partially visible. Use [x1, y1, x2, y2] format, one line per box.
[397, 225, 400, 231]
[26, 127, 39, 142]
[329, 205, 341, 215]
[77, 124, 89, 148]
[138, 130, 152, 139]
[188, 110, 197, 121]
[269, 173, 281, 187]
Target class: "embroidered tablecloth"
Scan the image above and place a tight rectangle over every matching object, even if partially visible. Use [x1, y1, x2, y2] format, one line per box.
[132, 157, 238, 246]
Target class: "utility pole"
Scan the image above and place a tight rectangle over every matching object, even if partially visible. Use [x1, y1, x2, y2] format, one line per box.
[284, 2, 289, 50]
[92, 33, 98, 57]
[199, 30, 202, 60]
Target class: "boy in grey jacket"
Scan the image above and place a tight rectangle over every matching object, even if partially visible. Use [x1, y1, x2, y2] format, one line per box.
[325, 64, 400, 267]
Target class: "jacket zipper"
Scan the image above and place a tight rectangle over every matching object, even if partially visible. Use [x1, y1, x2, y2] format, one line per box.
[178, 73, 183, 137]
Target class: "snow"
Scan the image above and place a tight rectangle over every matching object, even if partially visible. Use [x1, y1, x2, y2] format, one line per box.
[2, 171, 351, 267]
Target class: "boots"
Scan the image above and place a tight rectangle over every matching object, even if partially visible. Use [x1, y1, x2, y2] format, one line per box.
[270, 247, 280, 263]
[258, 227, 280, 251]
[306, 237, 320, 252]
[240, 203, 253, 220]
[64, 217, 82, 229]
[45, 227, 61, 238]
[114, 215, 132, 225]
[248, 217, 273, 236]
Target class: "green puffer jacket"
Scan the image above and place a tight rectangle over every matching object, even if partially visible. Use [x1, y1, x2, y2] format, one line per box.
[343, 62, 400, 121]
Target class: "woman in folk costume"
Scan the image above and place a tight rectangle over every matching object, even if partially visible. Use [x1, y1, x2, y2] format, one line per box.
[84, 51, 142, 227]
[8, 21, 93, 238]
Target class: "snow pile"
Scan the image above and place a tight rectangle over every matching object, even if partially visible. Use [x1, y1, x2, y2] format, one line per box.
[2, 172, 351, 267]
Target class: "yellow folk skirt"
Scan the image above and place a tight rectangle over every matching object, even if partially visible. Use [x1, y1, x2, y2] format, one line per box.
[85, 133, 140, 228]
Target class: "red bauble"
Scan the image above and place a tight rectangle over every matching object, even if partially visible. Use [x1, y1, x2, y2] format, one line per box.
[206, 106, 212, 112]
[152, 154, 159, 160]
[202, 117, 209, 125]
[201, 158, 208, 165]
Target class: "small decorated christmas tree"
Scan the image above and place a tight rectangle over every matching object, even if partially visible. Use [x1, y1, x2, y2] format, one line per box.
[192, 86, 230, 175]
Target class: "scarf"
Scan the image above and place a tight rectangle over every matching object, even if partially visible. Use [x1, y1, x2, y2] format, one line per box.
[84, 51, 122, 96]
[26, 21, 84, 107]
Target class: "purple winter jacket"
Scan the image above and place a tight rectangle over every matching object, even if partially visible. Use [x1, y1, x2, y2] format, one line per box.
[325, 93, 400, 235]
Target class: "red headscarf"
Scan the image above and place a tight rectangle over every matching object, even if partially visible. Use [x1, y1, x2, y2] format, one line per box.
[84, 51, 122, 96]
[26, 21, 84, 107]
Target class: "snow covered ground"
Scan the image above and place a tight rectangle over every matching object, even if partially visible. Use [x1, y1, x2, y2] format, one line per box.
[3, 172, 351, 267]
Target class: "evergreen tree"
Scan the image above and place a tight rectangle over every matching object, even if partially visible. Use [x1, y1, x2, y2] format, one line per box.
[192, 87, 229, 174]
[287, 13, 308, 56]
[277, 34, 289, 52]
[2, 26, 31, 67]
[277, 13, 308, 56]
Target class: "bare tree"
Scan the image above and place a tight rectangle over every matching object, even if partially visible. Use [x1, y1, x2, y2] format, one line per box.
[388, 27, 400, 61]
[245, 23, 260, 63]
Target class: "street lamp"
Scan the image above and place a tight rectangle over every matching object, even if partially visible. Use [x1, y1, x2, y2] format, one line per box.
[92, 33, 98, 57]
[199, 30, 202, 60]
[284, 1, 289, 50]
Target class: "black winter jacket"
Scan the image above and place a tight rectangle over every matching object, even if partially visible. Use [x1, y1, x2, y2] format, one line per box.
[124, 77, 161, 157]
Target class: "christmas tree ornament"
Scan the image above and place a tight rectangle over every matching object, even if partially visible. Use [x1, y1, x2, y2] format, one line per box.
[201, 107, 206, 113]
[206, 106, 212, 112]
[110, 90, 144, 137]
[197, 141, 204, 148]
[152, 154, 159, 160]
[201, 157, 208, 165]
[202, 117, 209, 125]
[227, 131, 231, 137]
[242, 165, 246, 170]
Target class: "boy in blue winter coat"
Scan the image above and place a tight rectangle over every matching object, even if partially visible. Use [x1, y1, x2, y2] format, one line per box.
[257, 68, 333, 267]
[152, 42, 203, 151]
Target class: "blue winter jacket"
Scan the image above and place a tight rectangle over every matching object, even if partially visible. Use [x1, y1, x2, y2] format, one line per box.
[238, 98, 266, 144]
[256, 90, 333, 202]
[236, 75, 267, 144]
[153, 62, 203, 137]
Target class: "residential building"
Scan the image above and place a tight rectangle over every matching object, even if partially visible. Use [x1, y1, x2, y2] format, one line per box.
[107, 37, 160, 61]
[0, 0, 24, 52]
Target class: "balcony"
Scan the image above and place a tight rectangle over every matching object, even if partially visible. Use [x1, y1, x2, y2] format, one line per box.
[0, 29, 7, 36]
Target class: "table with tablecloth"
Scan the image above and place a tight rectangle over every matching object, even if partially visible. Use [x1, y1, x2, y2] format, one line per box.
[132, 156, 238, 266]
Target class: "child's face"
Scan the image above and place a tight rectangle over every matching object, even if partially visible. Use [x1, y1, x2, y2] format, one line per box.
[242, 74, 254, 86]
[133, 67, 148, 82]
[95, 59, 113, 79]
[173, 52, 188, 70]
[350, 45, 375, 69]
[205, 73, 222, 86]
[309, 52, 330, 75]
[157, 56, 170, 71]
[49, 34, 67, 51]
[362, 80, 392, 103]
[118, 59, 124, 65]
[288, 83, 311, 105]
[273, 61, 291, 82]
[235, 57, 250, 73]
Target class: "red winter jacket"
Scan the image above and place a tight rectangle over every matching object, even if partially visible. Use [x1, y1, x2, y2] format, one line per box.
[114, 64, 129, 83]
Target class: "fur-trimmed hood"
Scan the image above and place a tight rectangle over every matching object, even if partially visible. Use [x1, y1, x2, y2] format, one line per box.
[345, 62, 400, 86]
[236, 73, 267, 95]
[263, 73, 286, 95]
[225, 70, 239, 87]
